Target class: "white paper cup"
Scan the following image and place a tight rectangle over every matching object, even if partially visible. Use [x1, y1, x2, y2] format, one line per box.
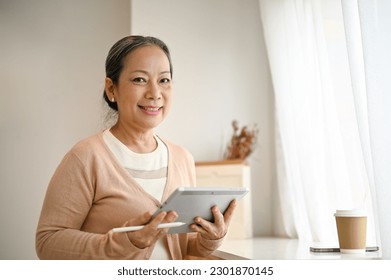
[334, 210, 367, 254]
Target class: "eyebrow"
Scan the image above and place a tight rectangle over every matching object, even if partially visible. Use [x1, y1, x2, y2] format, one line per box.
[131, 70, 171, 75]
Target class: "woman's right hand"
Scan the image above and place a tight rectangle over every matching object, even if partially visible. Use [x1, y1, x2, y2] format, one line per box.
[125, 211, 178, 249]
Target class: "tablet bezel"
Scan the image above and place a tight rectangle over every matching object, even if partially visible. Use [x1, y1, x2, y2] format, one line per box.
[153, 187, 249, 234]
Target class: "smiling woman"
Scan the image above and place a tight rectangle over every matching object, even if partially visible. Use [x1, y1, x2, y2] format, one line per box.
[35, 35, 237, 260]
[105, 43, 173, 152]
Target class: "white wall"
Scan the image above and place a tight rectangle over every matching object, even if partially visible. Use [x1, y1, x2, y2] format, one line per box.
[0, 0, 130, 259]
[130, 0, 275, 237]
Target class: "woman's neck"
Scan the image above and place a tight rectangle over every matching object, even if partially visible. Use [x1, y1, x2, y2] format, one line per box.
[110, 123, 157, 154]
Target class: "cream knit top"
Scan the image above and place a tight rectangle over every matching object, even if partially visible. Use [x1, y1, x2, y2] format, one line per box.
[102, 129, 170, 259]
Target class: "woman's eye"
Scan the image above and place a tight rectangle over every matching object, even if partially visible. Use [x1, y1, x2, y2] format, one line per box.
[133, 77, 146, 83]
[160, 78, 171, 84]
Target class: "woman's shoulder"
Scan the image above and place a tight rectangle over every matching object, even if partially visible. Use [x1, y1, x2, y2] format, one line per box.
[66, 132, 107, 160]
[158, 137, 194, 163]
[73, 132, 103, 148]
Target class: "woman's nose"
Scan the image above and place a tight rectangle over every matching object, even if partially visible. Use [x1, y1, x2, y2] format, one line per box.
[145, 81, 162, 100]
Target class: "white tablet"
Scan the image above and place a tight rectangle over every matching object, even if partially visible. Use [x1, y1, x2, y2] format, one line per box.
[153, 187, 249, 234]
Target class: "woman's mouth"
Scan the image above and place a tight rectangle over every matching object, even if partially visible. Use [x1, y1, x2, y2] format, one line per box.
[138, 105, 162, 115]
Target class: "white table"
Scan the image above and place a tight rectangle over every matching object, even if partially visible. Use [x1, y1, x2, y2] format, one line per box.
[213, 237, 381, 260]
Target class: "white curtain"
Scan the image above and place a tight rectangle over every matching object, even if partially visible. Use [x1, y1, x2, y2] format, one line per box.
[352, 0, 391, 258]
[259, 0, 377, 246]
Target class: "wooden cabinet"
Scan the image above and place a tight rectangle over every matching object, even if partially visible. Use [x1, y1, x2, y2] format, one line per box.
[195, 160, 253, 239]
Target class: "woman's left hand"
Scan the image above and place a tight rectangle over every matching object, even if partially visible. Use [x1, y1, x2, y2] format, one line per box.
[190, 199, 237, 240]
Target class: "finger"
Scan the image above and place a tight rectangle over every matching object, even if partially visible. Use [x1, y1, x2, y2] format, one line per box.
[162, 211, 178, 224]
[190, 217, 209, 235]
[223, 199, 237, 226]
[194, 215, 213, 229]
[149, 212, 178, 240]
[157, 211, 179, 234]
[126, 212, 166, 249]
[211, 205, 224, 226]
[192, 216, 220, 238]
[141, 211, 153, 223]
[146, 211, 167, 229]
[125, 211, 152, 227]
[191, 217, 224, 240]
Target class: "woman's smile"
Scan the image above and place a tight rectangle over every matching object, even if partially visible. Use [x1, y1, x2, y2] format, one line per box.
[138, 105, 163, 115]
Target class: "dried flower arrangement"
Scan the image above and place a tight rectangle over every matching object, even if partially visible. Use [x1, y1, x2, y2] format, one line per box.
[225, 120, 258, 161]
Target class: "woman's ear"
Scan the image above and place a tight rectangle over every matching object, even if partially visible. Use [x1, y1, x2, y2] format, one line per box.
[105, 77, 116, 102]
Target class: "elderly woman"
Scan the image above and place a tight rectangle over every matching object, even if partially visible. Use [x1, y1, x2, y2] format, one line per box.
[36, 35, 236, 260]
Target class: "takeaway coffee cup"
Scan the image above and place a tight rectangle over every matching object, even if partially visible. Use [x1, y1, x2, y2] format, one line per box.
[334, 210, 367, 254]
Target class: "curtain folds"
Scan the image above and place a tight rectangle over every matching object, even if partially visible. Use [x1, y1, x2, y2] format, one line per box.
[259, 0, 377, 246]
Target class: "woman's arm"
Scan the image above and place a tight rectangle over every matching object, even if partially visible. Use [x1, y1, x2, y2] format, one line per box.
[36, 151, 151, 259]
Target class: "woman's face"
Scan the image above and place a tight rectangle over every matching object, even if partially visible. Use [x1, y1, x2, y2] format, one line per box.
[109, 45, 172, 133]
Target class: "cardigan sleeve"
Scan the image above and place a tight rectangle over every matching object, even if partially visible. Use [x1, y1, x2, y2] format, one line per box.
[186, 233, 225, 258]
[35, 150, 151, 260]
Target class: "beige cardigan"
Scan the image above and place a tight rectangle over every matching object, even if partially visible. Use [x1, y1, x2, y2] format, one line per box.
[36, 132, 223, 259]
